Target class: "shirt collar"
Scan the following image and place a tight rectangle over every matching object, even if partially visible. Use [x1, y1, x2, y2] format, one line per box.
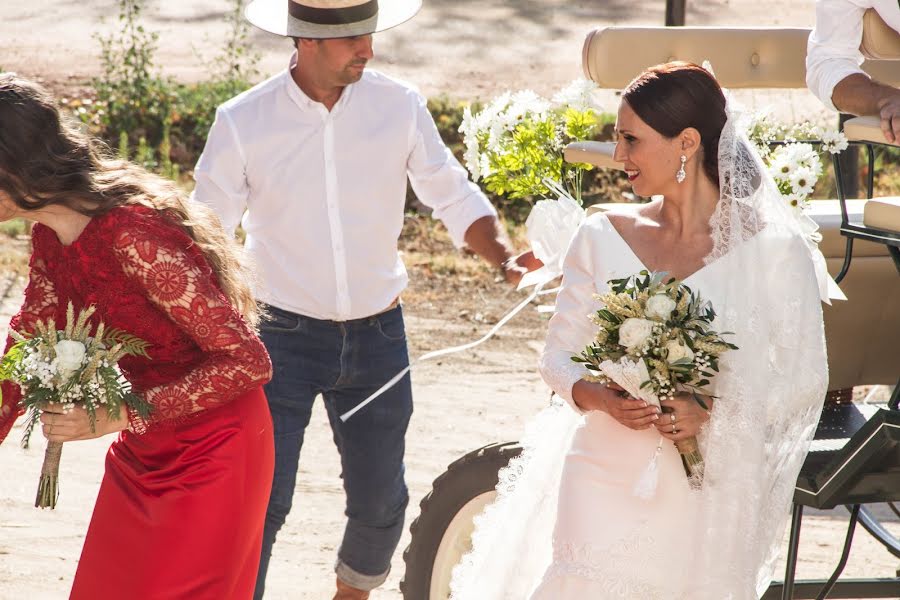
[283, 51, 356, 116]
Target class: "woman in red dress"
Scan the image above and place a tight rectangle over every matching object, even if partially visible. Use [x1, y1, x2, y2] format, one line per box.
[0, 74, 275, 598]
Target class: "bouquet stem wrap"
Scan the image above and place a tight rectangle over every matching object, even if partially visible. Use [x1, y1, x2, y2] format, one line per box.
[35, 441, 62, 509]
[674, 434, 704, 490]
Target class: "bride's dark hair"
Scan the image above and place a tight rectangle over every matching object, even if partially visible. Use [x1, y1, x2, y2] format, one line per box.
[622, 62, 727, 187]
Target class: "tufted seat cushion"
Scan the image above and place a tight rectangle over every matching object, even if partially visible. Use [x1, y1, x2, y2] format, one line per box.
[863, 197, 900, 232]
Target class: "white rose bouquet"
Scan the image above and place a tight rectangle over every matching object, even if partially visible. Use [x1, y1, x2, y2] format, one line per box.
[0, 303, 151, 508]
[573, 271, 737, 490]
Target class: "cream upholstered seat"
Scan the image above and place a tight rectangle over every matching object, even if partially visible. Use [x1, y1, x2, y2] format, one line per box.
[842, 115, 889, 145]
[563, 141, 621, 170]
[863, 197, 900, 232]
[860, 8, 900, 60]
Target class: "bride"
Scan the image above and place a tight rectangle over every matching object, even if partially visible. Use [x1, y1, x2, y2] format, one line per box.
[450, 62, 829, 599]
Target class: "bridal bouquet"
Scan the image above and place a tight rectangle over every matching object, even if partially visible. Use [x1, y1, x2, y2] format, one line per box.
[0, 303, 151, 508]
[747, 113, 848, 213]
[572, 271, 737, 491]
[460, 78, 602, 203]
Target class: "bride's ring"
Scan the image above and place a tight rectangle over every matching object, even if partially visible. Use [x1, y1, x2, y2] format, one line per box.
[672, 425, 678, 434]
[670, 413, 676, 424]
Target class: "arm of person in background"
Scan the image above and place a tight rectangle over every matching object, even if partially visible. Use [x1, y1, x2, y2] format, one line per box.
[463, 216, 543, 285]
[0, 255, 58, 444]
[405, 91, 540, 285]
[807, 0, 900, 142]
[190, 106, 251, 234]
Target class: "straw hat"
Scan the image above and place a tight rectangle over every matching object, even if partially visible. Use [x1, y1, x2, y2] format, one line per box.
[245, 0, 422, 39]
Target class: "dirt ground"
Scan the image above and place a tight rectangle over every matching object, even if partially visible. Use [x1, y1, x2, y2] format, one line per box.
[0, 1, 898, 599]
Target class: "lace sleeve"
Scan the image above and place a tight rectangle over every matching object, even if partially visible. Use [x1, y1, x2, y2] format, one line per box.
[112, 225, 272, 432]
[538, 223, 602, 415]
[0, 257, 59, 444]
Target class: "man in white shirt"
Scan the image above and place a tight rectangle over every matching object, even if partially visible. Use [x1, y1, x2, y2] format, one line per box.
[807, 0, 900, 142]
[192, 1, 535, 599]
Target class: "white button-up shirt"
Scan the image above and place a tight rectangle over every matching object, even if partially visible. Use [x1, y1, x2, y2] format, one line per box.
[807, 0, 900, 111]
[192, 57, 496, 321]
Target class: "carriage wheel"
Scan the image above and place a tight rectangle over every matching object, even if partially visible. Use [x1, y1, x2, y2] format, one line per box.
[400, 442, 522, 600]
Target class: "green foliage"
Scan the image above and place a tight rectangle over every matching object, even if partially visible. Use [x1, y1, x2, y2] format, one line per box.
[87, 0, 174, 149]
[0, 218, 28, 238]
[464, 97, 600, 203]
[82, 0, 256, 182]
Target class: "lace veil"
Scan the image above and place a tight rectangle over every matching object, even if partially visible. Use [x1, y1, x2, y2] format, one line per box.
[449, 94, 829, 599]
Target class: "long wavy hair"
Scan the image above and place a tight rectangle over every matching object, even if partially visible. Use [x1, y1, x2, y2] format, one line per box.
[0, 73, 260, 327]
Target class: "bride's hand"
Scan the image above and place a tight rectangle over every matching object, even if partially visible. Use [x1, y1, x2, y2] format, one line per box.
[572, 380, 661, 430]
[655, 393, 713, 441]
[40, 403, 129, 443]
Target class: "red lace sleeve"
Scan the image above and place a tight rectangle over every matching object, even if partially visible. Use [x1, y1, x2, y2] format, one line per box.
[0, 257, 59, 444]
[112, 222, 271, 432]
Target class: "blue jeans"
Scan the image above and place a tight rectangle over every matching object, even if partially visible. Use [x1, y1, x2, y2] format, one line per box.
[253, 304, 413, 598]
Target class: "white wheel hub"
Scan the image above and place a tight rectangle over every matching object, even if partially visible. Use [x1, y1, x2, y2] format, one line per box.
[428, 491, 497, 599]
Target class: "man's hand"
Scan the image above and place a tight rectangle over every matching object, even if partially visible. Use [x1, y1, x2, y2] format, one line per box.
[501, 251, 544, 286]
[877, 91, 900, 144]
[464, 216, 543, 287]
[832, 74, 900, 144]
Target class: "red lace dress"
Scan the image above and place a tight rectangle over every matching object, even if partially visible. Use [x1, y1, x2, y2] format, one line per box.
[0, 205, 274, 599]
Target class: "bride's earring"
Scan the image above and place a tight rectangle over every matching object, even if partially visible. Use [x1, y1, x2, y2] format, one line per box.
[676, 155, 687, 183]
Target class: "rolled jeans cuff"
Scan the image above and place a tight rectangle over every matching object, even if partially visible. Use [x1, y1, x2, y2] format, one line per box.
[335, 558, 390, 591]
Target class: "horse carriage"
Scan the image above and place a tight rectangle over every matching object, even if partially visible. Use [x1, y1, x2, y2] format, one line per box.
[401, 16, 900, 600]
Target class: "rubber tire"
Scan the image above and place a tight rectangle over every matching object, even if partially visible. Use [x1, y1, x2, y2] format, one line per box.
[400, 441, 523, 599]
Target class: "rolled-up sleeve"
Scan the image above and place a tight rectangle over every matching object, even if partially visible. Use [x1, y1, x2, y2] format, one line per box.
[806, 0, 870, 112]
[191, 107, 250, 235]
[406, 92, 497, 248]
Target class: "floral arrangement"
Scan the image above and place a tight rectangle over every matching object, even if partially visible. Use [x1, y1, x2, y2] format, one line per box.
[0, 303, 151, 508]
[573, 271, 737, 490]
[460, 79, 603, 204]
[747, 113, 848, 213]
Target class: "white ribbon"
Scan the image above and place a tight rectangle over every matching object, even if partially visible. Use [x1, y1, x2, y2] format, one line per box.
[798, 212, 847, 304]
[341, 187, 584, 421]
[518, 181, 587, 290]
[339, 283, 558, 421]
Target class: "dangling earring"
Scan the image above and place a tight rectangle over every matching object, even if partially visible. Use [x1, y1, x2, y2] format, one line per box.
[676, 155, 687, 183]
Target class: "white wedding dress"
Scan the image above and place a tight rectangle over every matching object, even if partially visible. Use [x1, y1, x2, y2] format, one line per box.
[450, 111, 830, 600]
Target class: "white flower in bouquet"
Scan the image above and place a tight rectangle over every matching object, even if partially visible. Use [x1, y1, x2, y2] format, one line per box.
[783, 192, 808, 213]
[767, 148, 792, 175]
[664, 340, 695, 364]
[0, 303, 152, 509]
[51, 340, 87, 377]
[747, 113, 845, 213]
[645, 294, 676, 321]
[789, 165, 817, 197]
[618, 317, 656, 350]
[459, 79, 603, 202]
[574, 271, 738, 491]
[552, 78, 601, 112]
[816, 126, 850, 154]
